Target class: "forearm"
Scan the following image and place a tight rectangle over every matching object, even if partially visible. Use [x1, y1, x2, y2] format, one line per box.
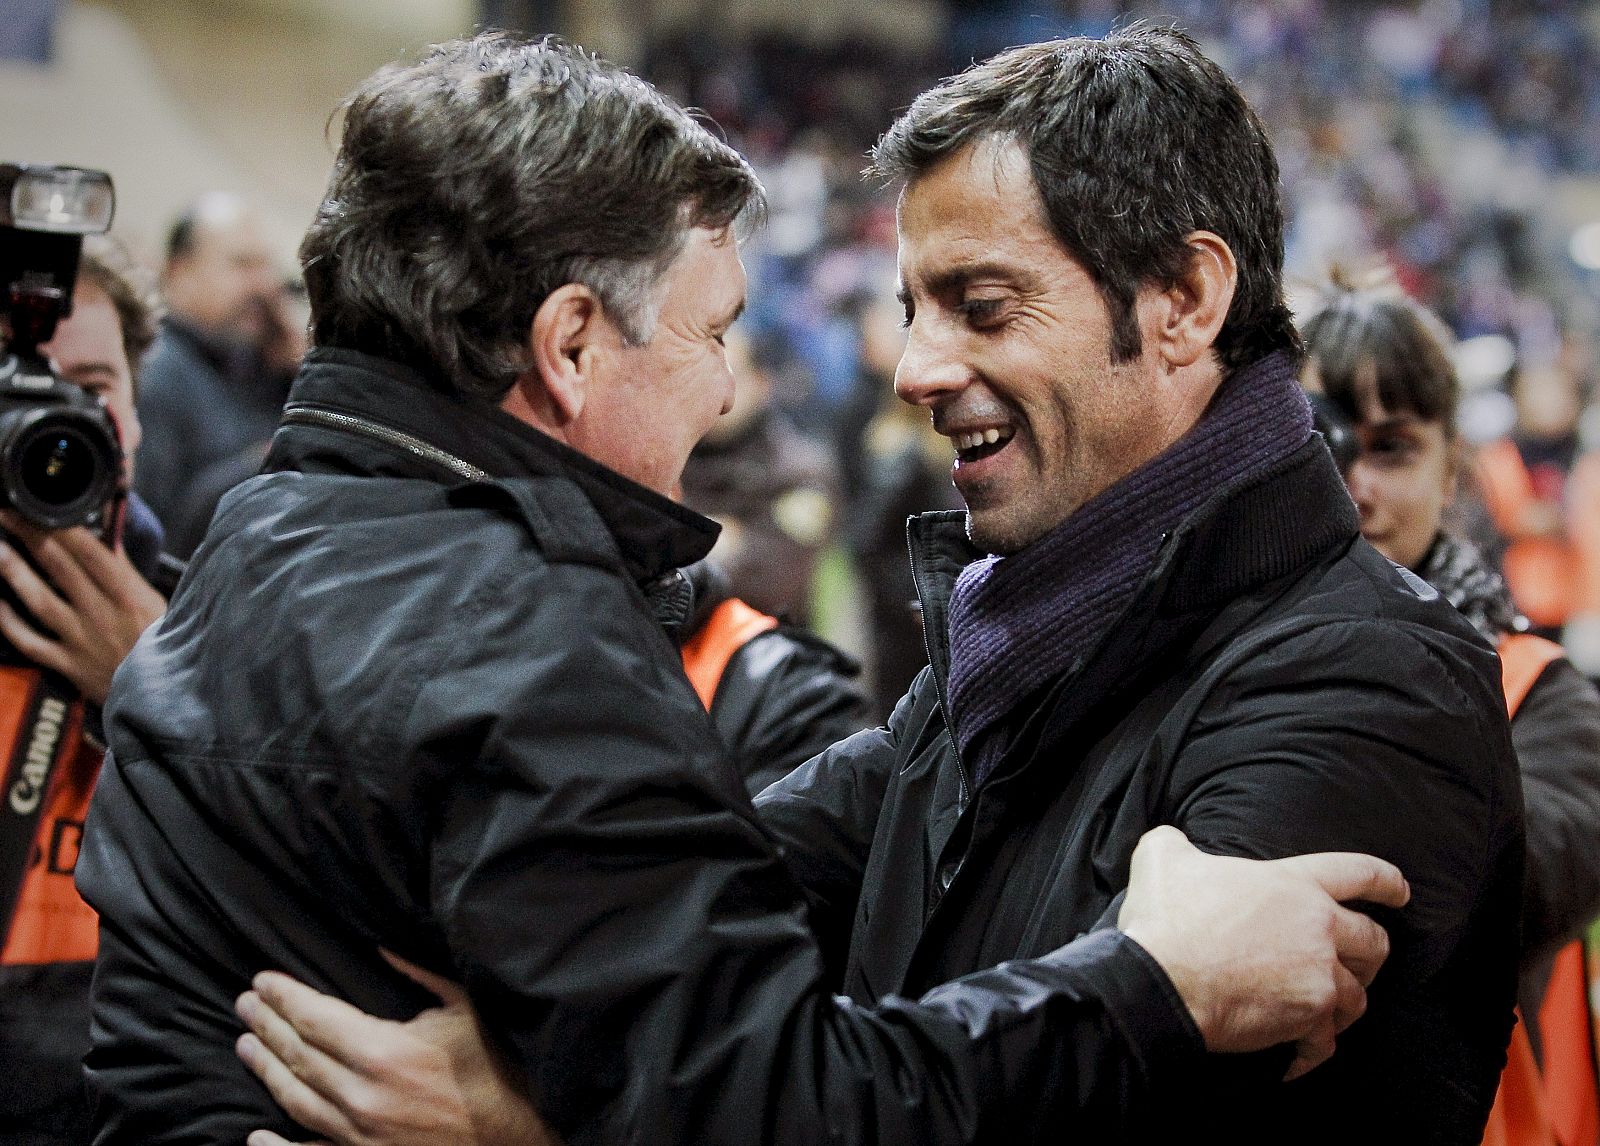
[549, 929, 1198, 1146]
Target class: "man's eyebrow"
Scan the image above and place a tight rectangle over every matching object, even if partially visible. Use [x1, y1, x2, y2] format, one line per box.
[903, 260, 1038, 299]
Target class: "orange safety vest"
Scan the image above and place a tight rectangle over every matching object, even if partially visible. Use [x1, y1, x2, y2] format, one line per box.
[678, 597, 779, 711]
[1482, 633, 1600, 1146]
[1475, 441, 1600, 630]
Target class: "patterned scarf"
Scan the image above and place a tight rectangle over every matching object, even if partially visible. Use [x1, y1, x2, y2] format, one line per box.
[945, 352, 1313, 781]
[1415, 532, 1522, 642]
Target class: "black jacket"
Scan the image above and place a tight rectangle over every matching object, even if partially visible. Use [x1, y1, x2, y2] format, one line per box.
[79, 348, 1206, 1145]
[758, 440, 1523, 1143]
[678, 559, 871, 795]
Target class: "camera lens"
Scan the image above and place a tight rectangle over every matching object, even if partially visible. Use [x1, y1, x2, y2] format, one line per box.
[19, 428, 96, 506]
[0, 407, 118, 529]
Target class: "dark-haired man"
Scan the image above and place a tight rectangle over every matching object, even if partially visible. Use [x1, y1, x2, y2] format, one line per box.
[84, 29, 1420, 1146]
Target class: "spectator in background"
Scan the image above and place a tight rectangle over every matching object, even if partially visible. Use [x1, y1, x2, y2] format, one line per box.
[1472, 348, 1600, 677]
[1302, 268, 1600, 1143]
[845, 276, 961, 718]
[680, 326, 840, 626]
[135, 193, 296, 557]
[0, 236, 172, 1146]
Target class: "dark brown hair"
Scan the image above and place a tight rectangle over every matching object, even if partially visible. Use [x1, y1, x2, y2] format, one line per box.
[870, 25, 1297, 372]
[1300, 266, 1459, 433]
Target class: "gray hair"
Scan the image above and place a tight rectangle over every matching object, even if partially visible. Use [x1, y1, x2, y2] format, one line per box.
[301, 33, 764, 401]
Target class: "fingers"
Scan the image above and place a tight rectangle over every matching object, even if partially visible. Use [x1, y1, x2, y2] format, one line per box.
[0, 541, 75, 640]
[0, 600, 71, 676]
[237, 986, 361, 1100]
[0, 526, 97, 610]
[1125, 824, 1190, 879]
[1283, 964, 1366, 1082]
[235, 1027, 356, 1144]
[1279, 851, 1410, 909]
[379, 949, 468, 1007]
[1329, 960, 1368, 1035]
[250, 971, 395, 1070]
[246, 1133, 333, 1146]
[1328, 903, 1389, 988]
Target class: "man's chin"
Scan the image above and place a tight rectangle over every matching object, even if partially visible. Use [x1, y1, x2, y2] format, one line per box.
[964, 508, 1035, 557]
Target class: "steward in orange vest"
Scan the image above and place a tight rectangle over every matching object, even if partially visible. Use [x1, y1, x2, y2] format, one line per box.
[1410, 537, 1600, 1146]
[1474, 437, 1600, 638]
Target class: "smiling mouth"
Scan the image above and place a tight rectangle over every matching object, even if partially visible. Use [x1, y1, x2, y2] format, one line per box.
[950, 427, 1016, 464]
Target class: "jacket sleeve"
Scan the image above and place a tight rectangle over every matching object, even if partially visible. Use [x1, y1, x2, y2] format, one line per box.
[712, 626, 873, 797]
[425, 563, 1202, 1146]
[1513, 655, 1600, 963]
[1163, 617, 1521, 1140]
[751, 672, 936, 976]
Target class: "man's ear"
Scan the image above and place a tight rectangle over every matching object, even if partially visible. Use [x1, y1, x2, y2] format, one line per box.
[517, 283, 607, 427]
[1149, 231, 1237, 370]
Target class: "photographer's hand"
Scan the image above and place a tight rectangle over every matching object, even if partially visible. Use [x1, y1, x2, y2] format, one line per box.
[0, 510, 165, 705]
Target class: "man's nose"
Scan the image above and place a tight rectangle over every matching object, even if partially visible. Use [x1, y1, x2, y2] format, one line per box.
[894, 321, 969, 408]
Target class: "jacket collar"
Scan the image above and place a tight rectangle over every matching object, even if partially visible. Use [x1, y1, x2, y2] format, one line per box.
[910, 434, 1360, 699]
[267, 347, 719, 584]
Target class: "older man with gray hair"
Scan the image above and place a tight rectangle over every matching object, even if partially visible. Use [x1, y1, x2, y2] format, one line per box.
[81, 31, 1410, 1145]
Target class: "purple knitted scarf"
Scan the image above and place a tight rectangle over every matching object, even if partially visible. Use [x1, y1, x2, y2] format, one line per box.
[945, 352, 1312, 780]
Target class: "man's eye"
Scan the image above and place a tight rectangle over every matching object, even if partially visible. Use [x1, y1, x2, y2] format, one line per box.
[959, 297, 1006, 327]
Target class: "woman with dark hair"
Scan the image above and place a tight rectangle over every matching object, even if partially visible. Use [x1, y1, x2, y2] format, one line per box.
[1302, 270, 1600, 1144]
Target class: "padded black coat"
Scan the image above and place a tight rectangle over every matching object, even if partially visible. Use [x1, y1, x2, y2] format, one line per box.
[78, 348, 1206, 1145]
[758, 440, 1524, 1143]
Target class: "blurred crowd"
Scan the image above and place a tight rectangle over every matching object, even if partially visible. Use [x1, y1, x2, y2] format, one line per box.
[634, 0, 1600, 711]
[68, 1, 1600, 716]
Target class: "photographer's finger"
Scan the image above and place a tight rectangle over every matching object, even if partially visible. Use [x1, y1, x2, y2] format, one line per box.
[0, 544, 76, 638]
[0, 601, 71, 676]
[0, 510, 46, 547]
[22, 532, 101, 611]
[50, 525, 125, 590]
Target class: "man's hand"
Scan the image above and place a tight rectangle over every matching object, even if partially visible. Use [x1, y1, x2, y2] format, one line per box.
[1118, 825, 1409, 1081]
[0, 511, 165, 705]
[235, 952, 555, 1146]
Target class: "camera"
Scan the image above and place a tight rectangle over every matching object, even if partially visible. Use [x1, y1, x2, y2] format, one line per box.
[1308, 391, 1359, 478]
[0, 164, 123, 531]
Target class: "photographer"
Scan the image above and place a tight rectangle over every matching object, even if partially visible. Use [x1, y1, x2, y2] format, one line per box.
[0, 233, 171, 1145]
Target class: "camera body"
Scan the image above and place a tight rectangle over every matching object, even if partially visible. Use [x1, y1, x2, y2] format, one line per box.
[1308, 391, 1360, 478]
[0, 164, 123, 533]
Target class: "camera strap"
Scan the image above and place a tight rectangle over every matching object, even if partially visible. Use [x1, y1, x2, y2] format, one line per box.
[0, 669, 79, 946]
